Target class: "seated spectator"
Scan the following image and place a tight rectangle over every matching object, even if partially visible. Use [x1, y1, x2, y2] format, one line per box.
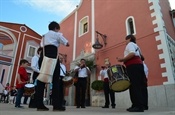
[9, 86, 17, 104]
[1, 87, 9, 103]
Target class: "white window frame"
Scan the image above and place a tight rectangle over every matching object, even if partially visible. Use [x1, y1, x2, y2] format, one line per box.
[79, 16, 89, 37]
[27, 45, 37, 58]
[125, 16, 136, 35]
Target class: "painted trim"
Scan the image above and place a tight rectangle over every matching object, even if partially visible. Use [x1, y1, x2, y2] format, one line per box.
[73, 10, 78, 60]
[91, 0, 95, 53]
[20, 26, 27, 32]
[149, 0, 175, 84]
[24, 34, 41, 41]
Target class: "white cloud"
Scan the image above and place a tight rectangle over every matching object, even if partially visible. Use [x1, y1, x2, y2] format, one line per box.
[14, 0, 175, 17]
[169, 0, 175, 9]
[14, 0, 80, 17]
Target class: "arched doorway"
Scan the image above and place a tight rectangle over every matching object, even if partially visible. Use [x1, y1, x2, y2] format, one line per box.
[0, 28, 17, 91]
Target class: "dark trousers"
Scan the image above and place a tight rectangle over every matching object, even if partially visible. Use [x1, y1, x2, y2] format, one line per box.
[32, 72, 39, 82]
[23, 95, 28, 104]
[29, 72, 39, 108]
[103, 81, 115, 107]
[50, 94, 52, 105]
[15, 87, 24, 107]
[126, 64, 147, 109]
[142, 78, 148, 108]
[75, 78, 87, 107]
[35, 45, 63, 109]
[1, 94, 9, 103]
[59, 76, 64, 105]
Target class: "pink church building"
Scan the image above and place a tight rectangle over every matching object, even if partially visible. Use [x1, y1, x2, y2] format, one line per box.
[58, 0, 175, 107]
[0, 0, 175, 107]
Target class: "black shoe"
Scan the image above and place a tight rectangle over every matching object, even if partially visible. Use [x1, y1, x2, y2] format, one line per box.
[37, 106, 49, 111]
[126, 106, 133, 111]
[29, 106, 37, 108]
[63, 100, 66, 105]
[112, 106, 115, 109]
[127, 107, 144, 112]
[29, 105, 37, 108]
[53, 107, 65, 111]
[102, 106, 109, 108]
[76, 106, 80, 108]
[81, 106, 86, 108]
[144, 106, 148, 110]
[15, 106, 24, 108]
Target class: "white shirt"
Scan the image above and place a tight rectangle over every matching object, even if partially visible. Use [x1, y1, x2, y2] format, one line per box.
[74, 66, 90, 78]
[143, 61, 148, 77]
[40, 30, 68, 48]
[100, 69, 105, 77]
[124, 42, 140, 57]
[103, 69, 109, 79]
[60, 63, 66, 76]
[31, 55, 40, 73]
[3, 89, 8, 95]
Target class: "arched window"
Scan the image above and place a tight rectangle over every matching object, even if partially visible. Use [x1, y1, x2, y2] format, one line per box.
[126, 16, 136, 35]
[79, 16, 89, 36]
[0, 43, 3, 55]
[0, 33, 14, 56]
[0, 43, 3, 49]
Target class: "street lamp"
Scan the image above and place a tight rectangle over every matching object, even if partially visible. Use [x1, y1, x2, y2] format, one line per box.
[92, 31, 107, 49]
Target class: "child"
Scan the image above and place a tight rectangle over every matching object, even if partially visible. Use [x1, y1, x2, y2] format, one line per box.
[1, 87, 9, 103]
[15, 59, 29, 108]
[9, 86, 17, 104]
[35, 21, 69, 111]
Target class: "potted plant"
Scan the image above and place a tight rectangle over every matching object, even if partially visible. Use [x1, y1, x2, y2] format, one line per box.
[91, 80, 105, 107]
[91, 80, 104, 91]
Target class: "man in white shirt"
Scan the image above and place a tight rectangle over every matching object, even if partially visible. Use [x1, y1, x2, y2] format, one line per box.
[117, 34, 147, 112]
[74, 59, 91, 108]
[59, 56, 67, 107]
[101, 62, 116, 109]
[100, 66, 106, 78]
[31, 47, 43, 82]
[29, 47, 42, 108]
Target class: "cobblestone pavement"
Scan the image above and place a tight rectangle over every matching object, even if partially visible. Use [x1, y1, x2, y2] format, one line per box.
[0, 103, 175, 115]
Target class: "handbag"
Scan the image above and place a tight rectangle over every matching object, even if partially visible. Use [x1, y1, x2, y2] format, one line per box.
[37, 37, 58, 83]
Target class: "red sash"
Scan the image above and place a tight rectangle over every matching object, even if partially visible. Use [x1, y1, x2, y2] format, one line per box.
[104, 78, 109, 82]
[124, 56, 143, 67]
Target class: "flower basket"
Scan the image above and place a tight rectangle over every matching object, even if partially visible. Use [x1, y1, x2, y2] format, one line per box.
[91, 80, 104, 91]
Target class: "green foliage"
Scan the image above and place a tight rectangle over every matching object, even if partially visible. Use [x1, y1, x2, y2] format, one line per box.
[91, 80, 104, 91]
[86, 60, 94, 70]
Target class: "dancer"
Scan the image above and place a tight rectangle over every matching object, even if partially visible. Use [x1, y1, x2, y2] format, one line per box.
[35, 21, 69, 111]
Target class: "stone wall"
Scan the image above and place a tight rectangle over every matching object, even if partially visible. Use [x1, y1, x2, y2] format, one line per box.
[91, 84, 175, 108]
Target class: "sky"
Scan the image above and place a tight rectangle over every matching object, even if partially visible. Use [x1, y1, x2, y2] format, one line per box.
[0, 0, 81, 35]
[0, 0, 175, 35]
